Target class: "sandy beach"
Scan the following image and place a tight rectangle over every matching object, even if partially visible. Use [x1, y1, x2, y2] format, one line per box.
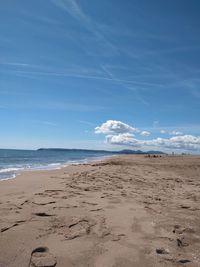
[0, 155, 200, 267]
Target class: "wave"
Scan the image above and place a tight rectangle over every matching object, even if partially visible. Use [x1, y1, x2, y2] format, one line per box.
[29, 163, 62, 171]
[0, 167, 24, 173]
[0, 174, 16, 181]
[0, 155, 110, 181]
[0, 163, 63, 181]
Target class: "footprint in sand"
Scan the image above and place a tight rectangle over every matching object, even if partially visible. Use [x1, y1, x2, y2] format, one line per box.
[64, 218, 96, 240]
[33, 212, 54, 217]
[108, 197, 121, 204]
[32, 198, 56, 206]
[29, 247, 57, 267]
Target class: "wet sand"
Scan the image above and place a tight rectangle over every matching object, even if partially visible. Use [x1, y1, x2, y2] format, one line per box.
[0, 155, 200, 267]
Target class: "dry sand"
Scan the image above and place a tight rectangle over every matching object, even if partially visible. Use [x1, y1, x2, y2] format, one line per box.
[0, 155, 200, 267]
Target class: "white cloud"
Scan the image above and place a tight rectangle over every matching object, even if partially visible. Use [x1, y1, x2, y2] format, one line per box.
[140, 131, 150, 136]
[106, 133, 140, 147]
[95, 120, 200, 151]
[95, 120, 138, 134]
[169, 130, 183, 136]
[164, 135, 200, 150]
[161, 129, 183, 135]
[106, 134, 200, 151]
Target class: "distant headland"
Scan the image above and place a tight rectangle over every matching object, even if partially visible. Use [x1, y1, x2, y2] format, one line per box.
[37, 148, 165, 155]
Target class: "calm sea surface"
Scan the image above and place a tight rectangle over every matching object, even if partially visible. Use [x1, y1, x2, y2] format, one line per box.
[0, 149, 113, 180]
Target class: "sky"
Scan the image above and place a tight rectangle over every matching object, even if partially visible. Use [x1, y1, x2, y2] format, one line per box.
[0, 0, 200, 153]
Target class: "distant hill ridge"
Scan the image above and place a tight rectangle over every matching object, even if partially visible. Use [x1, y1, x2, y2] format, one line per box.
[37, 148, 165, 155]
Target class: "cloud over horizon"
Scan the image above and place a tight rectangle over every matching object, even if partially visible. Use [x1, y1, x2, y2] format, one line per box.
[95, 120, 200, 151]
[169, 131, 183, 136]
[140, 130, 151, 136]
[95, 120, 138, 135]
[106, 133, 200, 151]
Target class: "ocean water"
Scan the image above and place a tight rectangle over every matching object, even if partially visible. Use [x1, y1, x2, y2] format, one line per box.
[0, 149, 113, 180]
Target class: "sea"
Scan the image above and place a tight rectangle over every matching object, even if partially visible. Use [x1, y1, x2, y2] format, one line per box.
[0, 149, 114, 180]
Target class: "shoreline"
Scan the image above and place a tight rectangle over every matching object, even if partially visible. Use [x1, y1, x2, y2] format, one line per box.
[0, 153, 196, 182]
[0, 154, 114, 182]
[0, 155, 200, 266]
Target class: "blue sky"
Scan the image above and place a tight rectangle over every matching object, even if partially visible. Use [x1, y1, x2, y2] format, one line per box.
[0, 0, 200, 152]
